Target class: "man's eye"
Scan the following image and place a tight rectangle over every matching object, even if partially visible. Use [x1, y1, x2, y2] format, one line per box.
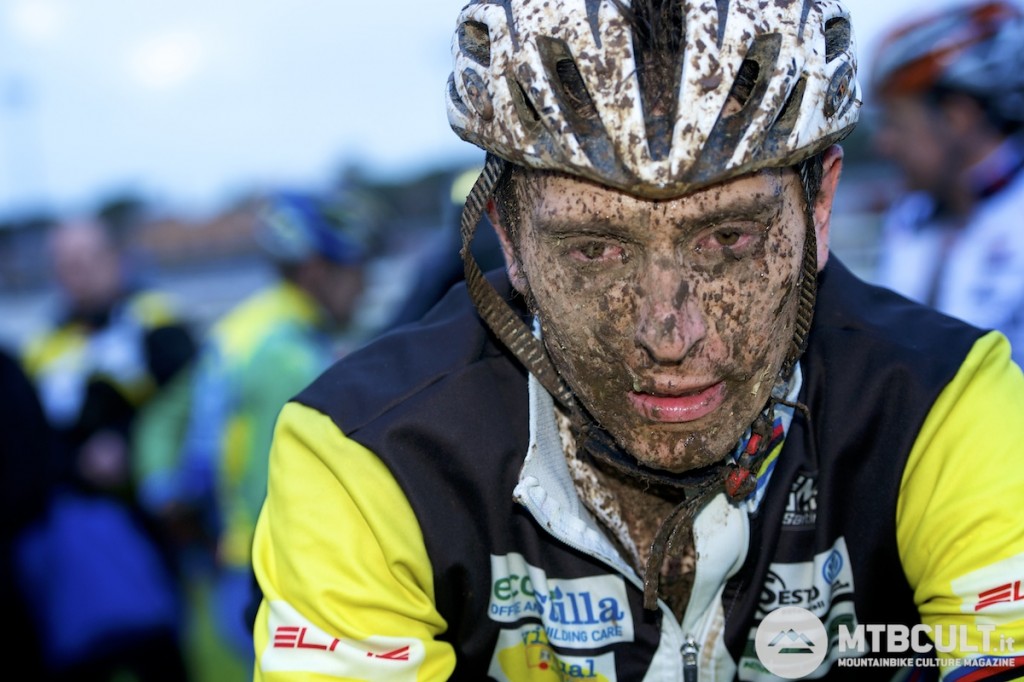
[570, 241, 626, 263]
[695, 225, 761, 256]
[714, 230, 742, 247]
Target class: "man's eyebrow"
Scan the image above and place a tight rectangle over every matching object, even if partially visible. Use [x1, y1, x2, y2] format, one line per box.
[533, 215, 630, 236]
[680, 197, 782, 228]
[533, 196, 783, 235]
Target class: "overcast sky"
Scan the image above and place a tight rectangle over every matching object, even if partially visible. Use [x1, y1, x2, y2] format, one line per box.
[0, 0, 1001, 220]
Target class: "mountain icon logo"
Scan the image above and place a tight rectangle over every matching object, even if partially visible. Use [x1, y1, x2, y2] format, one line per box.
[767, 628, 817, 654]
[755, 607, 828, 678]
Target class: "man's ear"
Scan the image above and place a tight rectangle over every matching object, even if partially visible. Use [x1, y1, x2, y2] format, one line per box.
[812, 144, 844, 273]
[485, 198, 528, 293]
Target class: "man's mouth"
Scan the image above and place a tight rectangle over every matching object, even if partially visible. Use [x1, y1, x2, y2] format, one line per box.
[627, 381, 726, 423]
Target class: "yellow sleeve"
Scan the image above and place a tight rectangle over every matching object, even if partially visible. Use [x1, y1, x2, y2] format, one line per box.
[897, 331, 1024, 674]
[252, 402, 457, 682]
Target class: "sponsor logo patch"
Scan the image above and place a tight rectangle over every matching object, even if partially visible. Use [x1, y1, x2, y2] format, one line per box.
[757, 542, 853, 616]
[488, 553, 634, 648]
[782, 474, 817, 527]
[260, 600, 422, 680]
[977, 580, 1024, 612]
[952, 554, 1024, 615]
[487, 626, 618, 681]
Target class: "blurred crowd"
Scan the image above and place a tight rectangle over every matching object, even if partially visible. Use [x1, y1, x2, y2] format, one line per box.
[1, 1, 1022, 681]
[0, 166, 504, 682]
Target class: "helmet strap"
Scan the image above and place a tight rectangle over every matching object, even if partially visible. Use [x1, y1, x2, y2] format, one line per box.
[460, 155, 576, 411]
[782, 163, 822, 380]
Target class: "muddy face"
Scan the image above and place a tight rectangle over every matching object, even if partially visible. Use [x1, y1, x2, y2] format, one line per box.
[510, 170, 809, 472]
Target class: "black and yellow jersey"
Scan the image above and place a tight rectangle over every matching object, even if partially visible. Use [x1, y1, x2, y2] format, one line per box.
[252, 259, 1024, 681]
[22, 287, 195, 478]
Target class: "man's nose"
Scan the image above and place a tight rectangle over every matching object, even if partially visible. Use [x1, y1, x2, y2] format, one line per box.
[634, 264, 706, 364]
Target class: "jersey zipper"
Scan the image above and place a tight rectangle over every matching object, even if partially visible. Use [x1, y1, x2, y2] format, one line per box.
[515, 482, 723, 680]
[682, 635, 699, 682]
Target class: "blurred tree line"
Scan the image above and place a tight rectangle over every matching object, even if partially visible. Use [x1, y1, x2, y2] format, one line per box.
[0, 159, 474, 293]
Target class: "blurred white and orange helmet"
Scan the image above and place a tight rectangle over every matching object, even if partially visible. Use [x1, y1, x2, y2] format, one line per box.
[871, 0, 1024, 126]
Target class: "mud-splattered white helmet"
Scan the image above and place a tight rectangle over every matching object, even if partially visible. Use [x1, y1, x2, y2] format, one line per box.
[446, 0, 861, 199]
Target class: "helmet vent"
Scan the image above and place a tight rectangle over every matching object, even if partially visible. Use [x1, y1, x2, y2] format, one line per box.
[824, 18, 850, 63]
[714, 0, 730, 47]
[508, 72, 544, 133]
[616, 0, 685, 160]
[537, 36, 629, 183]
[537, 37, 601, 126]
[555, 57, 600, 121]
[458, 20, 492, 67]
[447, 73, 471, 117]
[728, 59, 761, 112]
[687, 33, 782, 184]
[766, 76, 806, 145]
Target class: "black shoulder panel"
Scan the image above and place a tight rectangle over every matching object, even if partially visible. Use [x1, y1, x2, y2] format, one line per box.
[724, 257, 987, 666]
[297, 270, 526, 434]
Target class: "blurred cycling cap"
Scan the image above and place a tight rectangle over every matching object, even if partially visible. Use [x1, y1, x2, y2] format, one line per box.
[253, 190, 367, 266]
[871, 0, 1024, 123]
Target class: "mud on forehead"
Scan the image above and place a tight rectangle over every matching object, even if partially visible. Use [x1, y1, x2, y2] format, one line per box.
[494, 163, 801, 248]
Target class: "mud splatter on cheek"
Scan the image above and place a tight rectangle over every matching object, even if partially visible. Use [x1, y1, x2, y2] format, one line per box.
[571, 272, 585, 292]
[597, 322, 619, 342]
[772, 277, 797, 318]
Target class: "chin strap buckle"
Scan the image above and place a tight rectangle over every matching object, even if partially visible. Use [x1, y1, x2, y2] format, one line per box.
[725, 420, 772, 500]
[725, 465, 756, 499]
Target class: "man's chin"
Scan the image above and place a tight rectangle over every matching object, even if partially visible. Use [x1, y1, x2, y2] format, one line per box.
[625, 441, 729, 476]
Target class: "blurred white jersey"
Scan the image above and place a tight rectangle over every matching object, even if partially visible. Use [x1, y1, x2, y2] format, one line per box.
[874, 142, 1024, 368]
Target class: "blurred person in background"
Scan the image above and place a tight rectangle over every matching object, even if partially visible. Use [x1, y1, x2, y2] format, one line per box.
[871, 0, 1024, 367]
[160, 189, 368, 673]
[24, 217, 198, 488]
[384, 165, 506, 331]
[18, 216, 197, 681]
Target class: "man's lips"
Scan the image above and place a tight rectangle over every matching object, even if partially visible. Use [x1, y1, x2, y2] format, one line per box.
[627, 382, 726, 423]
